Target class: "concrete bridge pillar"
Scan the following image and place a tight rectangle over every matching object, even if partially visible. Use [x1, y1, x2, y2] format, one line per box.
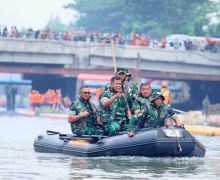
[4, 85, 17, 111]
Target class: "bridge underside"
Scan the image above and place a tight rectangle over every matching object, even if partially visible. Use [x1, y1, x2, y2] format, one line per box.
[23, 74, 77, 101]
[0, 64, 219, 110]
[0, 64, 220, 81]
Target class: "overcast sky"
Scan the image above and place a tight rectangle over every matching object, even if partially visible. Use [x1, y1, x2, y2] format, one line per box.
[0, 0, 75, 30]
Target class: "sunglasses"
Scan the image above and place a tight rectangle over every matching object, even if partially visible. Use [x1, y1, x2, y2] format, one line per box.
[81, 92, 91, 94]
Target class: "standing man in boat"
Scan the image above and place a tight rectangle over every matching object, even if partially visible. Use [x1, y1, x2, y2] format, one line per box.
[68, 85, 103, 136]
[117, 68, 128, 92]
[99, 76, 131, 136]
[128, 90, 180, 136]
[124, 72, 139, 109]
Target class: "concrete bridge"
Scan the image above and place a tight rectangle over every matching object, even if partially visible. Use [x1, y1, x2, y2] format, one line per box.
[0, 37, 220, 110]
[0, 37, 220, 81]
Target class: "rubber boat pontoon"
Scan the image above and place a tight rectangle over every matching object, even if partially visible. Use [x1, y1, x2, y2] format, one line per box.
[34, 126, 205, 157]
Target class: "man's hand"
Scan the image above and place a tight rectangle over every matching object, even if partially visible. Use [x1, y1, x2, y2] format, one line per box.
[174, 117, 181, 126]
[115, 92, 122, 98]
[128, 131, 135, 137]
[80, 111, 90, 118]
[68, 111, 89, 123]
[165, 118, 172, 126]
[127, 109, 132, 119]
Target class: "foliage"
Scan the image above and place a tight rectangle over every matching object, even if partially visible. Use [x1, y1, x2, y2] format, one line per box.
[65, 0, 219, 37]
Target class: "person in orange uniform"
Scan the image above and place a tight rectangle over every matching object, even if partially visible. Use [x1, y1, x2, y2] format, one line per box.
[160, 81, 171, 104]
[160, 81, 181, 126]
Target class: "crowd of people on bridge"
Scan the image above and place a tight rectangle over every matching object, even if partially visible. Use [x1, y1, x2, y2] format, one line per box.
[0, 25, 219, 53]
[68, 68, 181, 137]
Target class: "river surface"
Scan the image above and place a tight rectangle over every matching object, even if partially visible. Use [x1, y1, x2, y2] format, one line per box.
[0, 115, 219, 180]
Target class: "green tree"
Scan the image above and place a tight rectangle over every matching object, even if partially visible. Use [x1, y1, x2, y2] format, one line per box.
[65, 0, 218, 37]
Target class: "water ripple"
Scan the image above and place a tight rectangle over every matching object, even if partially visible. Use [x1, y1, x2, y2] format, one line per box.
[0, 115, 219, 179]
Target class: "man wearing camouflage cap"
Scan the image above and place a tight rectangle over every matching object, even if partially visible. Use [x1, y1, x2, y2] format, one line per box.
[128, 90, 180, 137]
[124, 71, 139, 109]
[104, 68, 128, 92]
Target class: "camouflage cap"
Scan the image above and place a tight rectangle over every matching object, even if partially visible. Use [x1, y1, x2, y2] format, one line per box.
[150, 90, 165, 102]
[116, 68, 128, 74]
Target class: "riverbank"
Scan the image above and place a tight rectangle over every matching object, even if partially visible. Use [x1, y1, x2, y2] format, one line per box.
[176, 111, 220, 136]
[15, 109, 68, 119]
[177, 110, 220, 127]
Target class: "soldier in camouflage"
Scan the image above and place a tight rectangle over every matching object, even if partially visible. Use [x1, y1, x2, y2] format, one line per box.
[103, 68, 128, 92]
[103, 68, 136, 109]
[128, 90, 180, 137]
[124, 72, 139, 109]
[68, 86, 103, 136]
[99, 76, 131, 136]
[127, 83, 152, 136]
[131, 83, 152, 114]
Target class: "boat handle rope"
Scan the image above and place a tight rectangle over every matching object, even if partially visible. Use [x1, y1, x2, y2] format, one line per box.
[170, 127, 183, 154]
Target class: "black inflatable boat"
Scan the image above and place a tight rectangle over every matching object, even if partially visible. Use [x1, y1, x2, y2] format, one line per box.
[33, 126, 205, 157]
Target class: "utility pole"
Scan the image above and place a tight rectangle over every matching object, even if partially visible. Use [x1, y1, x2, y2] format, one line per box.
[135, 52, 141, 83]
[111, 39, 117, 74]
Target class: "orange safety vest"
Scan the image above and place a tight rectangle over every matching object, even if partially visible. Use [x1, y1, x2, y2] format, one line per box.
[161, 88, 171, 104]
[49, 90, 56, 105]
[35, 93, 40, 104]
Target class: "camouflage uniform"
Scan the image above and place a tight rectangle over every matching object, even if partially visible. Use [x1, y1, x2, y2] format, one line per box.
[99, 90, 129, 136]
[131, 93, 151, 112]
[103, 83, 112, 91]
[124, 77, 139, 109]
[129, 91, 176, 132]
[103, 80, 127, 93]
[69, 98, 103, 136]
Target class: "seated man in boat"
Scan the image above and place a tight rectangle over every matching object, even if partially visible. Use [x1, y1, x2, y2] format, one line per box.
[68, 85, 103, 136]
[128, 90, 181, 137]
[102, 68, 137, 109]
[99, 76, 131, 136]
[127, 83, 152, 137]
[131, 83, 152, 114]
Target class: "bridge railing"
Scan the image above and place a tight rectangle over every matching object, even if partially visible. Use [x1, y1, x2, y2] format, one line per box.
[0, 37, 220, 68]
